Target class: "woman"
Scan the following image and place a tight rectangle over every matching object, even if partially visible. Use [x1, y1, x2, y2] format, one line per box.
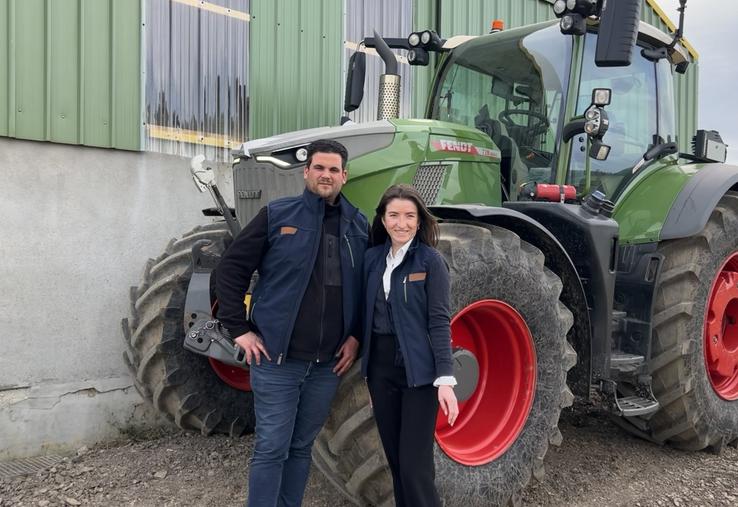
[361, 184, 458, 507]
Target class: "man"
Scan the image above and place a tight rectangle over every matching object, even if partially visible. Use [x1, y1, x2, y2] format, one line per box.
[216, 139, 368, 507]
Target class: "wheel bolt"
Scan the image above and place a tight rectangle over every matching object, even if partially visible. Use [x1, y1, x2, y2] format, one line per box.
[713, 335, 719, 344]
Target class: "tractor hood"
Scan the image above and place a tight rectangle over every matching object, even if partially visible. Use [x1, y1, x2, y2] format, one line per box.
[230, 118, 502, 225]
[232, 118, 498, 166]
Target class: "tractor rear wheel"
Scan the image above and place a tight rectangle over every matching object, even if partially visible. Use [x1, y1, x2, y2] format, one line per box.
[121, 222, 255, 436]
[313, 222, 575, 506]
[634, 192, 738, 449]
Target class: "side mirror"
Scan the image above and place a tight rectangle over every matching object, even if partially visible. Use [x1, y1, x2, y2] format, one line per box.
[596, 0, 642, 67]
[343, 51, 366, 113]
[190, 154, 215, 192]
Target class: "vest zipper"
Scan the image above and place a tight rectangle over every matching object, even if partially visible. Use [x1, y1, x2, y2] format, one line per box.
[317, 240, 326, 363]
[344, 234, 355, 268]
[403, 276, 407, 303]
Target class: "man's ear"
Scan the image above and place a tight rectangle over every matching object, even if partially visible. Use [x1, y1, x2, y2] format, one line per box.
[304, 165, 310, 180]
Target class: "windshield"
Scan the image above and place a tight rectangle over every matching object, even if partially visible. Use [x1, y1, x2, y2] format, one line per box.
[568, 32, 668, 199]
[430, 24, 572, 190]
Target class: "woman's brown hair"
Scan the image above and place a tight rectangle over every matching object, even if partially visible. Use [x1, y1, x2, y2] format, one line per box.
[371, 184, 439, 247]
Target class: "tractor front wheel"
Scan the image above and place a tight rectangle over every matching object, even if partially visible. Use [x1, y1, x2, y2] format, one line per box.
[313, 222, 575, 506]
[122, 222, 255, 436]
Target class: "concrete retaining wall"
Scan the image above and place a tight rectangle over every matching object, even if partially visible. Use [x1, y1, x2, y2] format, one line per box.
[0, 138, 232, 459]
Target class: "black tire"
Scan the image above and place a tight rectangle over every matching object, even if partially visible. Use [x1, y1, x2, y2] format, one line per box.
[313, 222, 575, 506]
[628, 192, 738, 450]
[121, 222, 255, 437]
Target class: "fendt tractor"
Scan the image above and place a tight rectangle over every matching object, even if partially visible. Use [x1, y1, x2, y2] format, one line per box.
[123, 0, 737, 505]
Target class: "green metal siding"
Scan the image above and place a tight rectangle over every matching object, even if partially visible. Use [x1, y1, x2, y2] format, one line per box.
[0, 0, 142, 150]
[249, 0, 343, 139]
[0, 1, 9, 136]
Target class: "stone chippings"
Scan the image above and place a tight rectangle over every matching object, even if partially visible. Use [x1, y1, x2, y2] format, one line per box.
[0, 414, 737, 506]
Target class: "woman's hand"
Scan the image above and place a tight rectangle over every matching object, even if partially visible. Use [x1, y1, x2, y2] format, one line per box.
[438, 385, 459, 426]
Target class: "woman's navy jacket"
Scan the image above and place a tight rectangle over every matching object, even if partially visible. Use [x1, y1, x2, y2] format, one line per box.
[360, 237, 453, 387]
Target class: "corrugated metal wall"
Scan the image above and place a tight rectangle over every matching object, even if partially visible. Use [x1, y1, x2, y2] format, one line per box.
[0, 0, 142, 150]
[344, 0, 414, 124]
[248, 0, 343, 139]
[144, 0, 250, 160]
[0, 0, 698, 155]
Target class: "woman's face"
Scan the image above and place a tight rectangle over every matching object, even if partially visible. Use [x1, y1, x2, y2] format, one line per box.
[382, 198, 419, 246]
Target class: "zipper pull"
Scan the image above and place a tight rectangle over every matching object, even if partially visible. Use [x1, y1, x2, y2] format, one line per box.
[403, 276, 407, 303]
[277, 353, 284, 365]
[344, 234, 355, 268]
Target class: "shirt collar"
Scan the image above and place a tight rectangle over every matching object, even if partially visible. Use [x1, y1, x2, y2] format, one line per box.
[386, 237, 415, 263]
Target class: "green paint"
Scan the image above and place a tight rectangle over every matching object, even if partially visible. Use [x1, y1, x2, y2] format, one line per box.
[249, 0, 343, 139]
[0, 0, 8, 137]
[49, 0, 80, 144]
[0, 0, 141, 149]
[14, 0, 46, 141]
[613, 157, 700, 244]
[343, 119, 501, 219]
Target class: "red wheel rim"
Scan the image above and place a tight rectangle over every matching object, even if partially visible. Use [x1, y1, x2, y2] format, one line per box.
[208, 300, 252, 392]
[704, 252, 738, 400]
[209, 357, 252, 391]
[436, 300, 537, 465]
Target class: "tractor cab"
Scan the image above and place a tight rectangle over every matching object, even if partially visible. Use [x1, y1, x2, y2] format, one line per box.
[426, 20, 690, 203]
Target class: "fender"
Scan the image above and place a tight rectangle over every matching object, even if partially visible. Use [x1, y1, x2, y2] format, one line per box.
[661, 163, 738, 240]
[430, 204, 593, 398]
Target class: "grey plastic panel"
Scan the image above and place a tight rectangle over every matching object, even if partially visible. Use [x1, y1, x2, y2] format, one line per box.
[234, 120, 395, 157]
[233, 120, 395, 224]
[661, 163, 738, 240]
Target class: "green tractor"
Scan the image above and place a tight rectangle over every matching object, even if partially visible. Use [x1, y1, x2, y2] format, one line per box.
[123, 0, 737, 504]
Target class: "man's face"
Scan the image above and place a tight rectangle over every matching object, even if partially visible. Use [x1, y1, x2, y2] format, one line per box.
[304, 152, 347, 202]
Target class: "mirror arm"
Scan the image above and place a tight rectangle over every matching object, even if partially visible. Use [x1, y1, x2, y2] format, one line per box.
[563, 118, 586, 143]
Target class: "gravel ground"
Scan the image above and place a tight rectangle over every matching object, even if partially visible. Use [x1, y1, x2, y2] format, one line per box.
[1, 406, 737, 507]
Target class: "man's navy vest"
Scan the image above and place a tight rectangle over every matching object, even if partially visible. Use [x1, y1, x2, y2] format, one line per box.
[250, 189, 368, 362]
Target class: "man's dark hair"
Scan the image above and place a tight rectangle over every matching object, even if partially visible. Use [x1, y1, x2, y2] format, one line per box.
[305, 139, 349, 169]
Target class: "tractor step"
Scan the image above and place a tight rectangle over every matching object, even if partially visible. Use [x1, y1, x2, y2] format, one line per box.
[610, 351, 645, 374]
[615, 394, 659, 417]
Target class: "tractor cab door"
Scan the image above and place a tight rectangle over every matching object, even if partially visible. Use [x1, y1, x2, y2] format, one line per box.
[566, 32, 677, 200]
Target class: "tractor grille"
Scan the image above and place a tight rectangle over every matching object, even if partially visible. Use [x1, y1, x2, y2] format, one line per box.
[412, 164, 448, 205]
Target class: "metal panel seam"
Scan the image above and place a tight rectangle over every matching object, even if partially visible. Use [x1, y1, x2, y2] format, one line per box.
[8, 0, 16, 137]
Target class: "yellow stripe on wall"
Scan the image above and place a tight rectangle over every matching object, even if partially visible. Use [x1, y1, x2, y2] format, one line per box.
[147, 124, 243, 149]
[171, 0, 250, 22]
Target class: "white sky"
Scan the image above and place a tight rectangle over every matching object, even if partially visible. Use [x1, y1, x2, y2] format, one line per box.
[658, 0, 737, 163]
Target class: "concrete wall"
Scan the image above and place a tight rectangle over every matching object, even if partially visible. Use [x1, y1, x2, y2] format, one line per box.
[0, 138, 233, 459]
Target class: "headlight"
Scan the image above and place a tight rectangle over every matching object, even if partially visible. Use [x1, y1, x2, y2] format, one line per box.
[295, 148, 308, 162]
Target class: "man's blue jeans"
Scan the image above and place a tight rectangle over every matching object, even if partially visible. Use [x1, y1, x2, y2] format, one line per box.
[247, 357, 341, 507]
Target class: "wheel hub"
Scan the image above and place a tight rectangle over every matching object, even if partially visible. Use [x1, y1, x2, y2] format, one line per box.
[435, 300, 537, 465]
[704, 252, 738, 400]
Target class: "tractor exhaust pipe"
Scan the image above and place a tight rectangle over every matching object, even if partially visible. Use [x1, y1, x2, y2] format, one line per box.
[374, 31, 401, 120]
